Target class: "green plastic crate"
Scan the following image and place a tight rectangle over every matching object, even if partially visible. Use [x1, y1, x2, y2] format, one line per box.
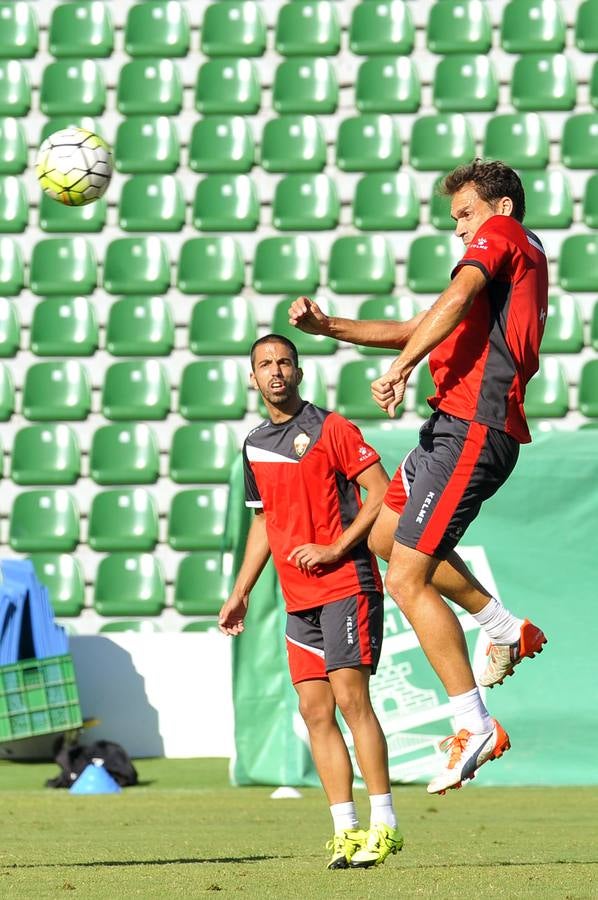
[0, 653, 82, 741]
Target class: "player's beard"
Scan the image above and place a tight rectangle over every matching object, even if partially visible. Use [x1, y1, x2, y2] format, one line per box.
[262, 377, 296, 406]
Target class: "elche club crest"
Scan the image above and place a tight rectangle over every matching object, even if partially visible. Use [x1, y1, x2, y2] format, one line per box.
[293, 433, 311, 457]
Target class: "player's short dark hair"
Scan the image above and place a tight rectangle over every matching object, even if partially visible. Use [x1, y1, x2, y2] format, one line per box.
[250, 334, 299, 370]
[440, 159, 526, 223]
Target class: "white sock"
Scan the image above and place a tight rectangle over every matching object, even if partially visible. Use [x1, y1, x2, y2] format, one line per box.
[450, 687, 493, 734]
[369, 792, 397, 829]
[472, 597, 523, 645]
[330, 800, 358, 833]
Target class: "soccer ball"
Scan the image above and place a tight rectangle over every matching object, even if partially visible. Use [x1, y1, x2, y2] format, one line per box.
[35, 127, 113, 206]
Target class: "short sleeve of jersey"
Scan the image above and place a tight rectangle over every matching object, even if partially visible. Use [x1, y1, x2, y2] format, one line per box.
[243, 443, 262, 508]
[324, 414, 380, 481]
[452, 216, 515, 283]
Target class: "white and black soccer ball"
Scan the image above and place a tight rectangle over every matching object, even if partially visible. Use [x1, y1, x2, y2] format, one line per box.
[35, 126, 113, 206]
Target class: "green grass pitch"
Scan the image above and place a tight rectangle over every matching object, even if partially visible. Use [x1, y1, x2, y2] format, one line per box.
[1, 758, 597, 899]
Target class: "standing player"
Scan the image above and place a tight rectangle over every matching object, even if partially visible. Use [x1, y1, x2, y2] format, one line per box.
[219, 334, 402, 869]
[290, 160, 548, 792]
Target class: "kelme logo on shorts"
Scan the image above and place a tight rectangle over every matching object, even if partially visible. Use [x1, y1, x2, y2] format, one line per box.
[293, 433, 311, 457]
[416, 491, 435, 525]
[346, 615, 354, 646]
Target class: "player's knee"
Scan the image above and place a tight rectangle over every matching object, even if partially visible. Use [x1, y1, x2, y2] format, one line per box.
[297, 695, 335, 732]
[384, 566, 419, 612]
[334, 689, 370, 727]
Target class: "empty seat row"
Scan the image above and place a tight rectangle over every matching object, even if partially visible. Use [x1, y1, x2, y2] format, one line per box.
[31, 552, 229, 619]
[8, 422, 237, 486]
[10, 487, 229, 553]
[4, 1, 598, 60]
[2, 54, 597, 118]
[2, 234, 597, 297]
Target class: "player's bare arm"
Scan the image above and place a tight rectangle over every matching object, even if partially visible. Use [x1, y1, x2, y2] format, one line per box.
[288, 462, 390, 572]
[218, 511, 271, 636]
[372, 266, 488, 416]
[288, 296, 426, 350]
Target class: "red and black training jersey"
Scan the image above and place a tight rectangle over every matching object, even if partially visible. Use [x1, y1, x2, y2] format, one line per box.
[243, 402, 383, 612]
[427, 215, 548, 444]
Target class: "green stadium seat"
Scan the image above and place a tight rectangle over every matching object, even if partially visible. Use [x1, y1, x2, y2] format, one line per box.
[427, 1, 491, 54]
[11, 425, 80, 486]
[196, 59, 260, 115]
[273, 173, 339, 230]
[356, 57, 420, 114]
[115, 116, 180, 174]
[336, 114, 401, 172]
[40, 60, 105, 116]
[0, 61, 30, 116]
[416, 365, 436, 418]
[328, 236, 394, 294]
[337, 360, 398, 420]
[117, 59, 182, 115]
[501, 0, 565, 53]
[119, 175, 186, 232]
[170, 423, 237, 484]
[30, 238, 96, 296]
[541, 294, 584, 354]
[125, 1, 190, 56]
[592, 62, 598, 110]
[190, 116, 254, 173]
[90, 423, 159, 485]
[511, 54, 576, 111]
[106, 296, 174, 356]
[94, 554, 165, 617]
[562, 114, 598, 169]
[174, 553, 230, 616]
[178, 237, 244, 294]
[0, 2, 38, 58]
[558, 236, 598, 292]
[0, 364, 14, 420]
[483, 113, 549, 170]
[433, 55, 498, 112]
[260, 115, 325, 173]
[592, 302, 598, 351]
[181, 620, 220, 633]
[189, 296, 257, 355]
[38, 115, 97, 144]
[10, 490, 79, 552]
[104, 237, 170, 295]
[524, 358, 568, 418]
[273, 58, 338, 114]
[275, 2, 340, 56]
[579, 360, 598, 417]
[23, 361, 91, 421]
[193, 174, 259, 231]
[271, 296, 338, 355]
[89, 489, 159, 552]
[179, 360, 247, 420]
[168, 488, 229, 551]
[407, 235, 459, 294]
[49, 2, 113, 57]
[357, 295, 420, 357]
[30, 297, 98, 356]
[39, 194, 106, 233]
[429, 175, 454, 230]
[353, 172, 419, 231]
[409, 114, 475, 171]
[519, 170, 573, 229]
[0, 296, 18, 357]
[99, 619, 162, 633]
[0, 237, 23, 296]
[202, 1, 266, 57]
[0, 118, 27, 173]
[583, 174, 598, 228]
[253, 236, 319, 294]
[575, 0, 598, 51]
[349, 1, 414, 55]
[257, 358, 327, 416]
[0, 176, 27, 232]
[29, 554, 85, 618]
[102, 360, 170, 421]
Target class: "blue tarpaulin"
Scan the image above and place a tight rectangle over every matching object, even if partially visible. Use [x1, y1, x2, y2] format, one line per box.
[0, 559, 68, 665]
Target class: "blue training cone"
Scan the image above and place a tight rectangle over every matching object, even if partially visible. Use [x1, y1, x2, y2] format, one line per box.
[69, 762, 122, 795]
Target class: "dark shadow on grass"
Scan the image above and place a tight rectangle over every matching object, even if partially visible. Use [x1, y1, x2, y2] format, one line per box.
[3, 855, 293, 870]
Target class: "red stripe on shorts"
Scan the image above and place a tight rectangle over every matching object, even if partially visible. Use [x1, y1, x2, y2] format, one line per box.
[355, 593, 373, 667]
[417, 421, 488, 555]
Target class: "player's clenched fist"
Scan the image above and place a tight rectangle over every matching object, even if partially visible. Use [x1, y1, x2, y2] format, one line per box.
[371, 367, 408, 418]
[288, 296, 330, 335]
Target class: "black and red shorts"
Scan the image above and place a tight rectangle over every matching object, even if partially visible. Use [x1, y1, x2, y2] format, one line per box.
[285, 592, 384, 685]
[384, 411, 519, 560]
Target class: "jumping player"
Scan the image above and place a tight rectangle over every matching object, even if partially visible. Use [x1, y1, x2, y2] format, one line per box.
[219, 334, 402, 868]
[289, 160, 548, 793]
